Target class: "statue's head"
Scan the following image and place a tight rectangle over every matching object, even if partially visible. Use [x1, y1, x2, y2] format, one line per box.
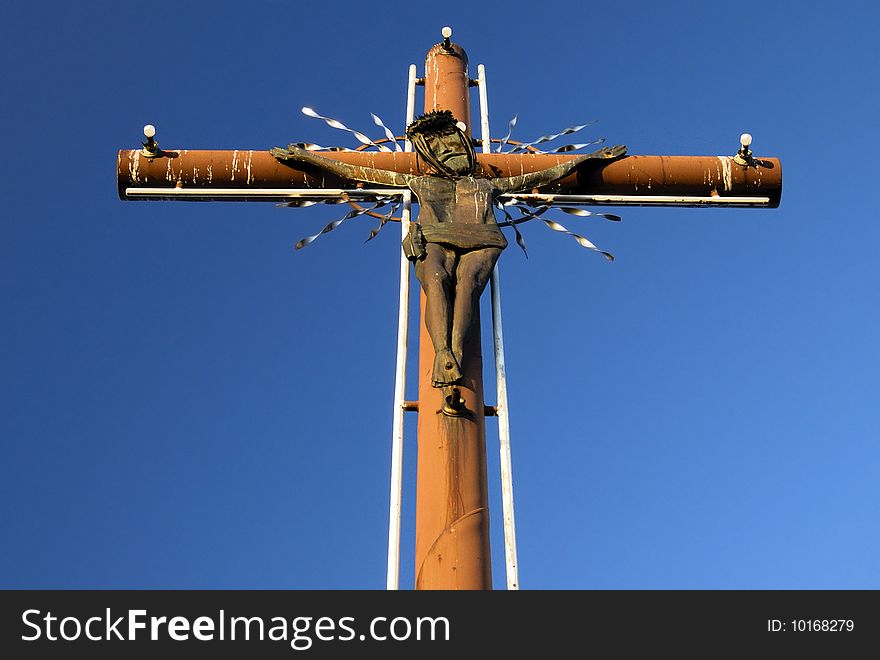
[406, 110, 476, 177]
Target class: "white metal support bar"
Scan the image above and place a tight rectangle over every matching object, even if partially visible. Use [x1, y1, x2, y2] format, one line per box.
[124, 188, 405, 202]
[478, 63, 520, 590]
[498, 193, 772, 207]
[124, 189, 771, 207]
[386, 63, 418, 590]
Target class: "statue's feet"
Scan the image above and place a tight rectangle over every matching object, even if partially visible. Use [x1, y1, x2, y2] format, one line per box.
[432, 348, 462, 387]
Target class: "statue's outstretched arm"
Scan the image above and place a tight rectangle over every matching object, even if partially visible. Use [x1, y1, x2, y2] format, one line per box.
[494, 145, 627, 194]
[270, 145, 413, 187]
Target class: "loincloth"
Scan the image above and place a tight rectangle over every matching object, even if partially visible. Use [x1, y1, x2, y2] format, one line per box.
[420, 222, 508, 250]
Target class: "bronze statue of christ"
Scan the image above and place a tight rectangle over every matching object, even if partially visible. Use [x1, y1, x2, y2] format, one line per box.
[272, 110, 626, 390]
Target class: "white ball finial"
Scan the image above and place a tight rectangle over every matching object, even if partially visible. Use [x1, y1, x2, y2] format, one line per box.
[740, 132, 752, 147]
[456, 121, 467, 132]
[144, 124, 156, 139]
[441, 26, 452, 39]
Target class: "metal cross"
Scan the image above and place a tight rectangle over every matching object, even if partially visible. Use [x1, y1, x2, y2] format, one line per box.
[116, 29, 781, 591]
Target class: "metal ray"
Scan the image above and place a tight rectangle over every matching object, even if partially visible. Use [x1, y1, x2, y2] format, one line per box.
[542, 219, 614, 261]
[559, 206, 622, 222]
[294, 198, 392, 250]
[371, 113, 403, 152]
[301, 107, 393, 152]
[507, 120, 597, 153]
[495, 114, 518, 153]
[366, 201, 401, 242]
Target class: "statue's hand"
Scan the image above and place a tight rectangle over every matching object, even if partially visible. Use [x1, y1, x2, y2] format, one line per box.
[602, 144, 627, 159]
[270, 144, 310, 161]
[402, 223, 427, 261]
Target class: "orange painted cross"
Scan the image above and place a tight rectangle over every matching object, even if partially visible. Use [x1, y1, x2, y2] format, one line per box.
[117, 32, 781, 591]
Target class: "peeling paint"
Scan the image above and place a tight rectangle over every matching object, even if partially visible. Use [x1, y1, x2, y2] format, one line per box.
[129, 151, 141, 184]
[718, 156, 733, 192]
[246, 150, 254, 185]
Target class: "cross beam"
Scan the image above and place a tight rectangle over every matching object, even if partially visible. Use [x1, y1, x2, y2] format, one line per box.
[116, 34, 782, 591]
[118, 150, 782, 206]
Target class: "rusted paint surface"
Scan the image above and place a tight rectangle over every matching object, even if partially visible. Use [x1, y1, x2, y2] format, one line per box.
[423, 43, 471, 133]
[414, 40, 493, 591]
[116, 149, 420, 199]
[415, 302, 491, 590]
[118, 150, 781, 206]
[569, 154, 781, 206]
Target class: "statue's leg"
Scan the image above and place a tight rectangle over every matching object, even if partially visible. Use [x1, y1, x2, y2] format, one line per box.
[415, 244, 462, 386]
[451, 247, 502, 365]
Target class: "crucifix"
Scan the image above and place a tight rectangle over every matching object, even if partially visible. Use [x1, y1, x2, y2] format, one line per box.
[117, 28, 781, 591]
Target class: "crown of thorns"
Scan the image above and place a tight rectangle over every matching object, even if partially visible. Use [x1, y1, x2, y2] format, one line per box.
[406, 110, 459, 138]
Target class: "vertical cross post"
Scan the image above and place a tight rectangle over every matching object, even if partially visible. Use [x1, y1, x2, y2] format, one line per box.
[414, 41, 493, 590]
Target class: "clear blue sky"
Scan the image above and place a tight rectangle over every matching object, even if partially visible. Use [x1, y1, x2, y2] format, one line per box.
[2, 0, 878, 589]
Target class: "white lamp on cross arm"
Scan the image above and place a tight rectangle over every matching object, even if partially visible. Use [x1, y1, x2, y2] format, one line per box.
[734, 132, 754, 166]
[142, 124, 159, 157]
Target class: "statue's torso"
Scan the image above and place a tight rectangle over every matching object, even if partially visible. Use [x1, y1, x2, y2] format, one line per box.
[409, 176, 496, 226]
[408, 176, 507, 250]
